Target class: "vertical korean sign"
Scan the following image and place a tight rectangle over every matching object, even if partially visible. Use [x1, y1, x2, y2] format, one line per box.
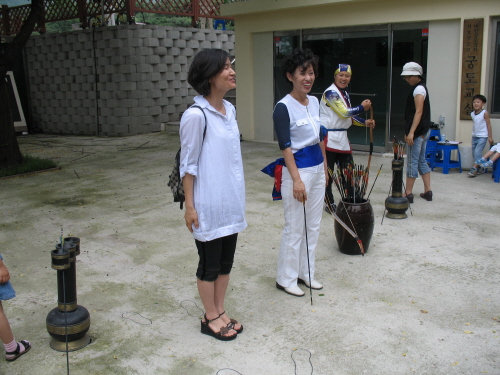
[460, 19, 483, 120]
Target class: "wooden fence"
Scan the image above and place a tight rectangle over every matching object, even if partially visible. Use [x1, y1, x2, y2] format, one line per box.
[1, 0, 234, 36]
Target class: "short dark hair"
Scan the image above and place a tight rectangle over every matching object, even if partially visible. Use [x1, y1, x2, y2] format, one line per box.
[188, 49, 231, 96]
[280, 48, 318, 83]
[472, 94, 487, 103]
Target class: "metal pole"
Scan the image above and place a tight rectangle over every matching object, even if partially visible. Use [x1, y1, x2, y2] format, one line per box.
[302, 201, 313, 306]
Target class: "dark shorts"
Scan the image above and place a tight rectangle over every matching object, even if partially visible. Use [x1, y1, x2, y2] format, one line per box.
[0, 281, 16, 301]
[195, 233, 238, 282]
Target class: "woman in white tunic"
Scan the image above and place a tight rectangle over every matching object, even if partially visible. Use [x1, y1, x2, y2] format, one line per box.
[180, 49, 246, 341]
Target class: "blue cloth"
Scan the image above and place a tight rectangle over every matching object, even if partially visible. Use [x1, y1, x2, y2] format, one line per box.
[261, 143, 323, 176]
[0, 281, 16, 301]
[0, 254, 16, 301]
[261, 143, 324, 200]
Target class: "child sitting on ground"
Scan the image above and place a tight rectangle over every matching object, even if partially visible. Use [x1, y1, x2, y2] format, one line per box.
[0, 254, 31, 362]
[468, 95, 493, 177]
[477, 143, 500, 169]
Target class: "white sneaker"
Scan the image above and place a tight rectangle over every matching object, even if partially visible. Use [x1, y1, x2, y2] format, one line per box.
[276, 282, 305, 297]
[298, 278, 323, 290]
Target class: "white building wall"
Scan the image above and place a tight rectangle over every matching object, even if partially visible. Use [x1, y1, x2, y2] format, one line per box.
[427, 20, 461, 144]
[252, 32, 274, 142]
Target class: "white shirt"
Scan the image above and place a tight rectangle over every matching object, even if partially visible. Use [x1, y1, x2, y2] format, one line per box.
[413, 85, 427, 99]
[320, 83, 354, 152]
[276, 94, 323, 173]
[179, 96, 247, 242]
[471, 109, 488, 137]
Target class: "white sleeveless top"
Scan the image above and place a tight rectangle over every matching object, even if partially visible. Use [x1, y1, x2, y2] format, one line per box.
[471, 110, 488, 137]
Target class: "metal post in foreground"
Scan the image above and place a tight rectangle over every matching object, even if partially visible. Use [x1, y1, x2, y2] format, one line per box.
[46, 237, 91, 352]
[384, 159, 409, 219]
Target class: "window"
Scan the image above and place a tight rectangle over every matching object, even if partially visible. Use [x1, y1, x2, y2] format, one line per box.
[491, 20, 500, 114]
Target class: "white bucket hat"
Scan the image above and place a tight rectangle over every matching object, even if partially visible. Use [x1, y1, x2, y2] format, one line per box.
[401, 62, 423, 76]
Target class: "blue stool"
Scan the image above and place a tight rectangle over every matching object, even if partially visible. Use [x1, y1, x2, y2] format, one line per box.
[429, 128, 441, 139]
[425, 129, 442, 168]
[432, 143, 462, 174]
[492, 159, 500, 183]
[213, 20, 226, 30]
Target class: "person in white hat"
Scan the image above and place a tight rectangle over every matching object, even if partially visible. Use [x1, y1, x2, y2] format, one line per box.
[401, 62, 433, 202]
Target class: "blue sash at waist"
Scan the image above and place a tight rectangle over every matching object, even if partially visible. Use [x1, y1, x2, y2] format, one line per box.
[261, 143, 324, 200]
[261, 143, 323, 176]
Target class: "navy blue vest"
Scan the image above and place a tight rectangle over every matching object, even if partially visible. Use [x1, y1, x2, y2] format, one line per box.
[405, 82, 431, 137]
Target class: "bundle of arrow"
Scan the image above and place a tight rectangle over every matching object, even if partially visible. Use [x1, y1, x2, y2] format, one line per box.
[392, 137, 406, 160]
[329, 163, 370, 204]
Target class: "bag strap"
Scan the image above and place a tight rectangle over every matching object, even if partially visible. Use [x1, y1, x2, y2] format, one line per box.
[191, 104, 207, 142]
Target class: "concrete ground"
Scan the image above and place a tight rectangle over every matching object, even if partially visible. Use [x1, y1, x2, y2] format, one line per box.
[0, 132, 498, 375]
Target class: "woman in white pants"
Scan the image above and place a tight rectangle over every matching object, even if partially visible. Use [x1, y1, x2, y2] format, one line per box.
[272, 49, 327, 297]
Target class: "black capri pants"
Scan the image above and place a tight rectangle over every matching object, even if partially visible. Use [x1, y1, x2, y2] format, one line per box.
[195, 233, 238, 282]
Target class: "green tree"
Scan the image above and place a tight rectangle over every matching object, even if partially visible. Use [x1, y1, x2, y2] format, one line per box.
[44, 19, 77, 33]
[0, 0, 43, 167]
[134, 12, 192, 27]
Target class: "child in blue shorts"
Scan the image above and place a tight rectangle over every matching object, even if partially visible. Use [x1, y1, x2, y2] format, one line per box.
[0, 254, 31, 361]
[468, 95, 493, 177]
[477, 143, 500, 169]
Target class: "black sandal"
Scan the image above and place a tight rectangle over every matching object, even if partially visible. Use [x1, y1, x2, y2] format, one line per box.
[219, 311, 243, 334]
[5, 340, 31, 362]
[200, 314, 237, 341]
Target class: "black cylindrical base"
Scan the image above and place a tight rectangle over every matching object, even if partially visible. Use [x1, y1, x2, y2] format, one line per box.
[385, 158, 409, 219]
[46, 305, 90, 352]
[50, 335, 91, 352]
[385, 195, 409, 219]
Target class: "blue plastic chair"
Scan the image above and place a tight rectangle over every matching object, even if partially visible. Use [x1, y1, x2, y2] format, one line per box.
[492, 159, 500, 183]
[432, 143, 462, 174]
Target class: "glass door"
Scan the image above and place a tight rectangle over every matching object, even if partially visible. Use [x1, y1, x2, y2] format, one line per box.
[302, 26, 389, 152]
[390, 25, 429, 142]
[273, 31, 300, 105]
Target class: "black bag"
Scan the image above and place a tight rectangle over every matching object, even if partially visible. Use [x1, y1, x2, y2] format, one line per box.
[168, 105, 207, 209]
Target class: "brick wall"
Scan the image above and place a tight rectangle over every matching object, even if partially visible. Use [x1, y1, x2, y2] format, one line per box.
[25, 25, 235, 136]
